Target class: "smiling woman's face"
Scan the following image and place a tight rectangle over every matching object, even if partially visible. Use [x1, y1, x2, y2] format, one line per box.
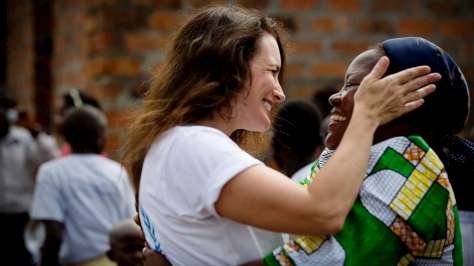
[324, 49, 383, 149]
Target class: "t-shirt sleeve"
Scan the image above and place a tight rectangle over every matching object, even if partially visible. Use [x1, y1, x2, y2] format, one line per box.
[169, 129, 262, 218]
[119, 170, 137, 218]
[30, 164, 65, 222]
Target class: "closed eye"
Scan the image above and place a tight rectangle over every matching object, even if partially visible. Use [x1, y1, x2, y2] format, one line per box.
[344, 83, 359, 89]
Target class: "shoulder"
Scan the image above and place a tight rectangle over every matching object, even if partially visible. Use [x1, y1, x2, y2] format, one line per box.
[175, 125, 235, 145]
[154, 125, 240, 157]
[36, 157, 68, 184]
[8, 126, 33, 143]
[93, 155, 123, 169]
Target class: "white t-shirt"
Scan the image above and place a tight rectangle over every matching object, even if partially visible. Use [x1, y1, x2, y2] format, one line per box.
[291, 163, 313, 183]
[139, 125, 270, 265]
[0, 127, 56, 213]
[30, 154, 135, 263]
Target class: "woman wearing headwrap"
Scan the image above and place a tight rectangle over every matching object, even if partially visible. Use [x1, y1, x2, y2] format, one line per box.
[263, 37, 470, 266]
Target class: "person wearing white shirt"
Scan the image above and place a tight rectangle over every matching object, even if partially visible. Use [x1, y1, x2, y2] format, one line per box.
[124, 6, 439, 265]
[30, 106, 135, 266]
[0, 96, 57, 266]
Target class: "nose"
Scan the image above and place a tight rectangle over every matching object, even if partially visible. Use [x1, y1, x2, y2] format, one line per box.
[328, 91, 342, 107]
[273, 82, 286, 103]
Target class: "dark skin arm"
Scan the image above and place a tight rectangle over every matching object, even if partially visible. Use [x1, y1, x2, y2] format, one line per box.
[40, 220, 64, 266]
[143, 248, 265, 266]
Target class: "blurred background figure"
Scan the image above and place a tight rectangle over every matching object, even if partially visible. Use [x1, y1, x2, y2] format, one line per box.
[15, 107, 60, 159]
[311, 85, 339, 140]
[55, 88, 102, 157]
[107, 219, 144, 266]
[271, 100, 323, 182]
[0, 95, 56, 266]
[30, 106, 135, 266]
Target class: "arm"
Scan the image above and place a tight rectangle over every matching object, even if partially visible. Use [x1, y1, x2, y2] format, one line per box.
[40, 220, 64, 266]
[216, 57, 440, 235]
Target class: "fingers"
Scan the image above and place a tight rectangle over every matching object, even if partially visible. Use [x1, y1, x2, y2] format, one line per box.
[404, 99, 425, 113]
[134, 214, 140, 225]
[386, 65, 432, 85]
[402, 84, 437, 103]
[366, 56, 390, 80]
[401, 72, 441, 93]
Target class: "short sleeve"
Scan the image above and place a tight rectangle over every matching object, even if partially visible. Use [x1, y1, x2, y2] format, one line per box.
[30, 164, 65, 222]
[119, 170, 136, 217]
[167, 128, 262, 218]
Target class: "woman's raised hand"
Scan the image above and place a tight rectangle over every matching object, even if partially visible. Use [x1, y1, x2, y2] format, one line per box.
[354, 56, 441, 126]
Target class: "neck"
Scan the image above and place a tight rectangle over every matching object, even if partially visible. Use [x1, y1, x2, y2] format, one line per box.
[373, 120, 412, 145]
[197, 115, 235, 136]
[71, 146, 101, 154]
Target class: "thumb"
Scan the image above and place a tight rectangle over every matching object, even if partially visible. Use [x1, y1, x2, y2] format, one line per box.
[366, 56, 390, 80]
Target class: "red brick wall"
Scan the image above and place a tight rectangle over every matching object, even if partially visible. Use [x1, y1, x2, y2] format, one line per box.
[5, 0, 474, 157]
[6, 0, 35, 113]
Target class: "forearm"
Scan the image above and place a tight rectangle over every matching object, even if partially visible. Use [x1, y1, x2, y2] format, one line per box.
[40, 220, 64, 266]
[40, 238, 62, 266]
[308, 107, 377, 227]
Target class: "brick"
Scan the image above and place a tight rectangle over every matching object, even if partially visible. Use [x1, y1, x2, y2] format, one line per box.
[87, 31, 119, 53]
[131, 0, 181, 8]
[280, 0, 318, 10]
[332, 40, 369, 55]
[425, 0, 461, 17]
[328, 0, 361, 12]
[439, 19, 474, 38]
[86, 83, 123, 101]
[79, 0, 121, 7]
[311, 61, 347, 78]
[288, 41, 323, 55]
[398, 19, 434, 36]
[463, 66, 474, 83]
[369, 1, 404, 12]
[287, 85, 317, 99]
[125, 33, 170, 53]
[149, 10, 185, 31]
[106, 108, 134, 129]
[460, 43, 474, 60]
[312, 18, 336, 32]
[104, 132, 121, 157]
[83, 14, 99, 33]
[285, 62, 306, 79]
[311, 16, 351, 33]
[358, 19, 395, 35]
[84, 57, 141, 78]
[188, 0, 227, 8]
[235, 0, 270, 9]
[100, 9, 147, 31]
[55, 72, 85, 88]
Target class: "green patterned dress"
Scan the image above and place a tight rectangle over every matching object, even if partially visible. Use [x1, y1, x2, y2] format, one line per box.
[264, 136, 463, 266]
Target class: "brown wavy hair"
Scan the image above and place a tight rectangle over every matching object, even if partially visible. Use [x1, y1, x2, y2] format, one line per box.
[124, 6, 286, 191]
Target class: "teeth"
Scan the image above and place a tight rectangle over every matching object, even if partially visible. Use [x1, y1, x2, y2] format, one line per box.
[331, 114, 347, 122]
[263, 101, 272, 112]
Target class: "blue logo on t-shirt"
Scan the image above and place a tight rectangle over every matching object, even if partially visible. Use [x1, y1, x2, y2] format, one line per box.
[139, 205, 162, 253]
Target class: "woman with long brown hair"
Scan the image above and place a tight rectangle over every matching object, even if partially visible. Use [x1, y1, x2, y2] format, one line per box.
[124, 6, 439, 265]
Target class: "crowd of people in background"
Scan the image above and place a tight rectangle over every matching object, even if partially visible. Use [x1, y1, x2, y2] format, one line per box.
[1, 4, 474, 266]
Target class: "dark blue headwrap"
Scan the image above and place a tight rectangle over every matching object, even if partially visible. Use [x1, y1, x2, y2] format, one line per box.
[383, 37, 473, 211]
[383, 37, 470, 138]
